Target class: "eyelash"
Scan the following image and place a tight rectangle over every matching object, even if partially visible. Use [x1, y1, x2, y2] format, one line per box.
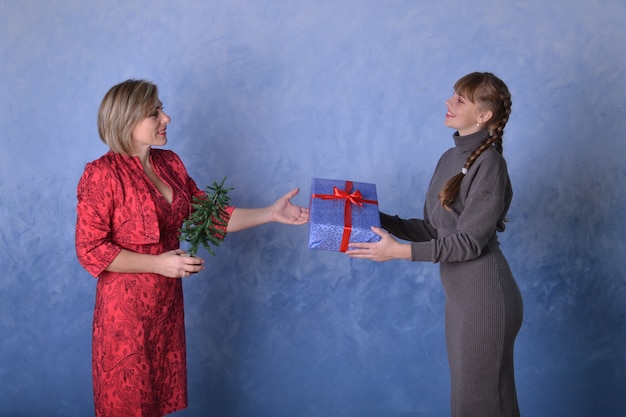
[151, 106, 164, 117]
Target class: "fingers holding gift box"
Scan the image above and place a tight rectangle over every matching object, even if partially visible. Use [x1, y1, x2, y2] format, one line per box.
[308, 178, 381, 252]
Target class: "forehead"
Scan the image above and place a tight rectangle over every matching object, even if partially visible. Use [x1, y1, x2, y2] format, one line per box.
[456, 88, 482, 107]
[140, 97, 161, 113]
[454, 77, 481, 100]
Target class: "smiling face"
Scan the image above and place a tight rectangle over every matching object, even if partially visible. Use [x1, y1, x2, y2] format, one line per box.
[130, 101, 171, 154]
[98, 80, 168, 155]
[444, 91, 489, 136]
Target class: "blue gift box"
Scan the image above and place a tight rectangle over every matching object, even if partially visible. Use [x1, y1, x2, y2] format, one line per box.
[308, 178, 381, 252]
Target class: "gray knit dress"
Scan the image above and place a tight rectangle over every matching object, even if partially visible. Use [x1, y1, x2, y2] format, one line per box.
[380, 130, 523, 417]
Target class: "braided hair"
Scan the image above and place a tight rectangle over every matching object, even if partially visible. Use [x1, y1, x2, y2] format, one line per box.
[438, 72, 512, 212]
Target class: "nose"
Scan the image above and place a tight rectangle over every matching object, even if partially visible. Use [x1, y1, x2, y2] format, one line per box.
[161, 111, 171, 124]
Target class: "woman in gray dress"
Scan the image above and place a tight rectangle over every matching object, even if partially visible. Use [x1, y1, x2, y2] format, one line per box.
[347, 72, 523, 417]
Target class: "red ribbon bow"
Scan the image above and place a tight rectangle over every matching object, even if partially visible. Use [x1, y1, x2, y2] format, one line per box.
[312, 180, 378, 252]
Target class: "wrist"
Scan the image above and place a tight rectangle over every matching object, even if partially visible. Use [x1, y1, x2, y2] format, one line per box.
[399, 243, 412, 260]
[147, 253, 159, 275]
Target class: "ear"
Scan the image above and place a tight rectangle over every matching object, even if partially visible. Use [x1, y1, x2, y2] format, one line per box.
[477, 110, 493, 124]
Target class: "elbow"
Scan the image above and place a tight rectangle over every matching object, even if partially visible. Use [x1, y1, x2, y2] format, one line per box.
[433, 234, 484, 263]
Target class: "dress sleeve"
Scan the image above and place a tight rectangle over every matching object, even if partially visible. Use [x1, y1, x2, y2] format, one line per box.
[75, 163, 122, 278]
[177, 156, 234, 236]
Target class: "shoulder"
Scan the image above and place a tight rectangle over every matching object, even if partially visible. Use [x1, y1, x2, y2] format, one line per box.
[80, 152, 118, 182]
[435, 147, 457, 166]
[441, 147, 456, 158]
[77, 153, 119, 198]
[467, 147, 510, 191]
[151, 149, 192, 181]
[151, 148, 185, 167]
[84, 151, 138, 170]
[151, 148, 181, 160]
[475, 146, 508, 171]
[78, 154, 133, 203]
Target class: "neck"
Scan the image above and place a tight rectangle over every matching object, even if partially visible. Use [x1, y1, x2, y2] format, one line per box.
[130, 146, 152, 167]
[456, 125, 482, 137]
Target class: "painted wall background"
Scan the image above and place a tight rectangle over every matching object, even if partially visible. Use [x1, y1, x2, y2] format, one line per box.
[1, 0, 624, 416]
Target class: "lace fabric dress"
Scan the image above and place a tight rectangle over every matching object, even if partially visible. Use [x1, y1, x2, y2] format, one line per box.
[92, 187, 187, 416]
[76, 150, 232, 417]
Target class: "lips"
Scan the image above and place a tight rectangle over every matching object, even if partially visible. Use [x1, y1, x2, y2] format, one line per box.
[446, 111, 455, 119]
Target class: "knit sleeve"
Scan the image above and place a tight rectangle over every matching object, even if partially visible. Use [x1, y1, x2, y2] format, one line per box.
[380, 212, 437, 242]
[411, 152, 510, 263]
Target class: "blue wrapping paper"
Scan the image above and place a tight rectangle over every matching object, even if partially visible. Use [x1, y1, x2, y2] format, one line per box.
[308, 178, 381, 252]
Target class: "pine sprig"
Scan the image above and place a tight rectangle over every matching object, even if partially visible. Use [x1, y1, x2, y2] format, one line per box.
[179, 177, 233, 256]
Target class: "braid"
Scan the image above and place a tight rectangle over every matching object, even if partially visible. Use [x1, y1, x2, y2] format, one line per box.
[490, 89, 511, 155]
[438, 72, 512, 211]
[438, 137, 496, 210]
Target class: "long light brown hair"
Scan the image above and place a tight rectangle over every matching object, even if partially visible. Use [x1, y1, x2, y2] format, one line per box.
[438, 72, 512, 211]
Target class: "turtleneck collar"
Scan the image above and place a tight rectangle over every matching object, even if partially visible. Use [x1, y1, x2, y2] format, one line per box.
[453, 130, 489, 153]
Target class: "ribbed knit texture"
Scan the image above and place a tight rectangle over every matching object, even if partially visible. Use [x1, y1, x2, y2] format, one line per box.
[381, 130, 523, 417]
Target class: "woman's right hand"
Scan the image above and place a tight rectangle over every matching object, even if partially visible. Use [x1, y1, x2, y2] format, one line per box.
[106, 248, 205, 278]
[345, 227, 412, 262]
[155, 249, 205, 278]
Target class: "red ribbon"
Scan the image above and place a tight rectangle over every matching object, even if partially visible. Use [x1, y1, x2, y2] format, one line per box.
[312, 180, 378, 252]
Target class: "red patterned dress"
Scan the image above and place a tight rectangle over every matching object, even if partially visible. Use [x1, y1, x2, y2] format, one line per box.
[75, 149, 232, 417]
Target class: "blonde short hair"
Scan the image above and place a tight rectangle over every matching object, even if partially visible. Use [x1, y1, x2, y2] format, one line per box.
[97, 79, 160, 154]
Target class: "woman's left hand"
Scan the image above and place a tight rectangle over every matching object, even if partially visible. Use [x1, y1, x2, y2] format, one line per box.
[271, 188, 309, 225]
[345, 226, 411, 262]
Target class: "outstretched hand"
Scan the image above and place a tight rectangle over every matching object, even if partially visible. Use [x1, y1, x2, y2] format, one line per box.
[345, 226, 411, 262]
[271, 188, 310, 225]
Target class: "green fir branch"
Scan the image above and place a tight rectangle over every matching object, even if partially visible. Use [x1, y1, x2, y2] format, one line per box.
[179, 177, 233, 256]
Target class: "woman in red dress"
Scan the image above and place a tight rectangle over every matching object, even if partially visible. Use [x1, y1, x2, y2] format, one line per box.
[75, 79, 309, 417]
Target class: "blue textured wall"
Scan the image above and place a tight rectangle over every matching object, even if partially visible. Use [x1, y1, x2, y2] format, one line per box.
[1, 1, 625, 416]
